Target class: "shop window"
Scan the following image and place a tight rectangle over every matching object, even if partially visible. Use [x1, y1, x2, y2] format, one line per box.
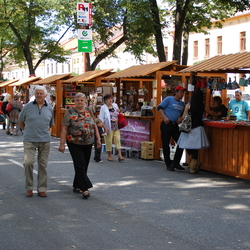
[205, 38, 210, 57]
[217, 36, 222, 55]
[240, 31, 246, 51]
[193, 41, 198, 58]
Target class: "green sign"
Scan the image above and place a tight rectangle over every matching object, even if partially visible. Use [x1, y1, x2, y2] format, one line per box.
[78, 40, 92, 52]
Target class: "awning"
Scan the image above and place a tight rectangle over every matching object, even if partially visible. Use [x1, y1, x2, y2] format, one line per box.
[9, 76, 41, 86]
[0, 79, 19, 87]
[62, 69, 114, 84]
[104, 61, 183, 79]
[179, 51, 250, 73]
[31, 74, 71, 85]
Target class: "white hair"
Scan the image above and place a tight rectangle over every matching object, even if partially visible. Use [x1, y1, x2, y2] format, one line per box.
[74, 92, 86, 101]
[3, 93, 11, 102]
[34, 85, 47, 95]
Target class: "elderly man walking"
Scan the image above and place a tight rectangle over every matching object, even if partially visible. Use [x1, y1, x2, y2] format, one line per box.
[18, 86, 54, 198]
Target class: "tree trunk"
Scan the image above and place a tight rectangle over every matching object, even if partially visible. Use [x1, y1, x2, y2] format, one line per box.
[86, 53, 91, 71]
[172, 0, 192, 64]
[23, 46, 35, 76]
[150, 0, 166, 62]
[181, 22, 190, 65]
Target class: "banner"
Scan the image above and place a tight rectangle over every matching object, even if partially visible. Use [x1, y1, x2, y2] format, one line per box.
[120, 119, 150, 150]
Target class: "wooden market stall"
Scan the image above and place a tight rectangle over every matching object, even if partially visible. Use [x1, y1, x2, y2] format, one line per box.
[0, 79, 19, 95]
[30, 74, 72, 137]
[179, 51, 250, 180]
[8, 76, 41, 103]
[104, 61, 190, 159]
[40, 69, 114, 137]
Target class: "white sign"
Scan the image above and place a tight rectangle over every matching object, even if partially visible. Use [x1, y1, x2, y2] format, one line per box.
[78, 29, 92, 40]
[77, 2, 92, 25]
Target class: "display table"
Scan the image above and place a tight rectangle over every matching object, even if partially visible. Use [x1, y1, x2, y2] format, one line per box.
[199, 120, 250, 180]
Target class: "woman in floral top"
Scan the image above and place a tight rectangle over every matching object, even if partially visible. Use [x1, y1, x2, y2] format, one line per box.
[58, 93, 101, 199]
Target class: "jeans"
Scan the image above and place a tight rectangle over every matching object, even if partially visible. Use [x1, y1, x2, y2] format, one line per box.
[160, 121, 183, 166]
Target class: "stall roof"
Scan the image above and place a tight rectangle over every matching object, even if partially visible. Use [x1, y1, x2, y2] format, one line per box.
[180, 51, 250, 73]
[104, 61, 184, 79]
[31, 74, 71, 85]
[9, 76, 41, 86]
[62, 69, 114, 84]
[0, 79, 19, 87]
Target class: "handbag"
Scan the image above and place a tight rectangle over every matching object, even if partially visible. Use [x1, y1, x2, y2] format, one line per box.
[178, 111, 192, 133]
[6, 103, 12, 112]
[118, 113, 128, 129]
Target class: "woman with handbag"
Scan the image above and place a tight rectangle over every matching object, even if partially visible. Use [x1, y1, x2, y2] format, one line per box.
[177, 89, 209, 174]
[99, 94, 125, 162]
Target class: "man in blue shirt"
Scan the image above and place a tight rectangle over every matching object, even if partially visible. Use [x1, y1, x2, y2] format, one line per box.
[157, 86, 186, 171]
[19, 86, 54, 198]
[228, 90, 250, 121]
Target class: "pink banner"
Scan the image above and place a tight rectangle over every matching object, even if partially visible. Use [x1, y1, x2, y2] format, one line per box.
[120, 118, 150, 150]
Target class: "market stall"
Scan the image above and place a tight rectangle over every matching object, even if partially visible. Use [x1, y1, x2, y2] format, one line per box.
[0, 79, 19, 95]
[105, 61, 190, 159]
[179, 51, 250, 180]
[8, 76, 41, 103]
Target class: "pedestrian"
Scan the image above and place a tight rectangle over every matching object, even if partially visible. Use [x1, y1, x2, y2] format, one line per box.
[58, 93, 101, 199]
[9, 95, 23, 135]
[177, 89, 210, 174]
[94, 118, 106, 163]
[157, 86, 186, 171]
[18, 86, 54, 198]
[228, 90, 250, 121]
[2, 93, 11, 134]
[50, 95, 56, 110]
[0, 95, 6, 129]
[99, 94, 125, 162]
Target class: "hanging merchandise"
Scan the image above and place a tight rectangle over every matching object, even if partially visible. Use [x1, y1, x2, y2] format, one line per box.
[227, 77, 232, 89]
[207, 78, 212, 89]
[239, 77, 247, 87]
[231, 76, 239, 89]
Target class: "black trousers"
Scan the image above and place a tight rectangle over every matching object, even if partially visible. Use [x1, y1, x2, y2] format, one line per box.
[160, 121, 183, 167]
[67, 142, 93, 192]
[94, 141, 102, 162]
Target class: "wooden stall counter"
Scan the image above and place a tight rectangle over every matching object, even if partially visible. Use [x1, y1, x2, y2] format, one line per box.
[199, 120, 250, 180]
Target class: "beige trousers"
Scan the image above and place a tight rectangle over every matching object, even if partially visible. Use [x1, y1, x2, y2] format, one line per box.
[23, 141, 50, 192]
[104, 129, 121, 151]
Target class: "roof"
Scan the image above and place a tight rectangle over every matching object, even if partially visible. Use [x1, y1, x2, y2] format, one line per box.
[9, 76, 41, 86]
[104, 61, 179, 79]
[0, 79, 19, 87]
[31, 74, 71, 85]
[62, 69, 114, 84]
[180, 51, 250, 73]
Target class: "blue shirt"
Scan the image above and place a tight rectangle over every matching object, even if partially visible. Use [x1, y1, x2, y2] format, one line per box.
[18, 100, 54, 142]
[158, 96, 185, 122]
[228, 99, 249, 121]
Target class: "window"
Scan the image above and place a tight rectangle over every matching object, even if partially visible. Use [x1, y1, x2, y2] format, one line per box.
[240, 32, 246, 51]
[68, 63, 70, 72]
[217, 36, 222, 55]
[77, 58, 79, 64]
[62, 64, 64, 73]
[47, 64, 49, 74]
[205, 39, 210, 57]
[56, 63, 58, 74]
[193, 41, 198, 58]
[51, 63, 53, 74]
[165, 46, 168, 60]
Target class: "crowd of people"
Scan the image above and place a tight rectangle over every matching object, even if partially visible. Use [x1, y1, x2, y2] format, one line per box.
[0, 86, 249, 199]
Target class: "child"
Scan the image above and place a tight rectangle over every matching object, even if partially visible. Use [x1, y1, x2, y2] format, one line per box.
[94, 118, 106, 163]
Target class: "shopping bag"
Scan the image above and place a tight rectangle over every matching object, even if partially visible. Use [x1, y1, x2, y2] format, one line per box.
[118, 114, 128, 129]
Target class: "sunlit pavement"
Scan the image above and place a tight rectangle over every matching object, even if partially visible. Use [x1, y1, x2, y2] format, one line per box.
[1, 126, 250, 250]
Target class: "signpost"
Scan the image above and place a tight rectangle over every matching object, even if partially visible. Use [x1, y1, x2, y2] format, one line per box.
[77, 2, 93, 53]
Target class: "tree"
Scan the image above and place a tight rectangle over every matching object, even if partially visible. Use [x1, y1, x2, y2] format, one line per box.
[165, 0, 250, 65]
[0, 0, 73, 76]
